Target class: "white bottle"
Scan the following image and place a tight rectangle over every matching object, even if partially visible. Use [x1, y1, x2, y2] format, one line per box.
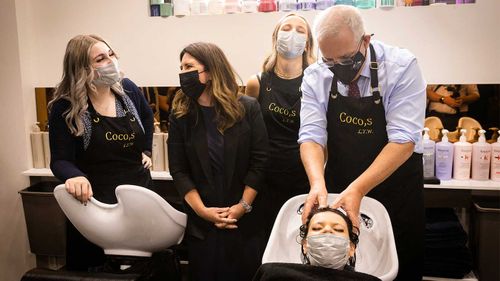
[208, 0, 224, 14]
[174, 0, 191, 16]
[241, 0, 258, 12]
[422, 128, 435, 178]
[30, 122, 45, 169]
[491, 137, 500, 181]
[435, 129, 454, 180]
[42, 131, 50, 168]
[152, 123, 165, 171]
[453, 129, 472, 180]
[471, 129, 491, 180]
[191, 0, 208, 15]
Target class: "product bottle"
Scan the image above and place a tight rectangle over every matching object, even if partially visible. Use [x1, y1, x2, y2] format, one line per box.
[471, 129, 491, 181]
[491, 137, 500, 181]
[278, 0, 297, 11]
[174, 0, 191, 16]
[335, 0, 355, 5]
[152, 122, 165, 171]
[453, 129, 472, 180]
[422, 128, 436, 178]
[435, 129, 454, 180]
[258, 0, 277, 12]
[298, 0, 316, 10]
[30, 122, 45, 169]
[379, 0, 395, 7]
[224, 0, 240, 13]
[241, 0, 259, 12]
[208, 0, 224, 14]
[191, 0, 208, 15]
[316, 0, 335, 10]
[356, 0, 376, 8]
[160, 1, 174, 16]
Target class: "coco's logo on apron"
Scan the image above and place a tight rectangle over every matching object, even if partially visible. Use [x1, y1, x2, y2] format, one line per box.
[268, 102, 297, 124]
[338, 112, 374, 135]
[105, 131, 136, 148]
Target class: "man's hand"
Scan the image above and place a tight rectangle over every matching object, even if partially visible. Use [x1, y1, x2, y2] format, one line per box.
[301, 184, 328, 223]
[331, 186, 364, 229]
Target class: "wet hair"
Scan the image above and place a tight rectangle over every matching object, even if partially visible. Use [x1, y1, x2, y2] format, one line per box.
[299, 206, 359, 268]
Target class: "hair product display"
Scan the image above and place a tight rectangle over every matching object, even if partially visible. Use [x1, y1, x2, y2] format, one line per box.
[422, 128, 436, 178]
[435, 129, 454, 180]
[279, 0, 298, 11]
[471, 129, 491, 180]
[453, 129, 472, 180]
[30, 123, 45, 169]
[490, 137, 500, 181]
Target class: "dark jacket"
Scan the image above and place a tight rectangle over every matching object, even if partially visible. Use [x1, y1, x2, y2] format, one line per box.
[168, 95, 268, 239]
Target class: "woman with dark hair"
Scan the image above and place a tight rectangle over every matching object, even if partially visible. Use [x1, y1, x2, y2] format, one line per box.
[300, 207, 359, 270]
[253, 207, 380, 281]
[168, 42, 268, 281]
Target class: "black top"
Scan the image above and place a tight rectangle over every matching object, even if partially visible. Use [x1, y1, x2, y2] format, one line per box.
[200, 106, 224, 176]
[258, 71, 303, 172]
[49, 78, 153, 182]
[168, 95, 268, 239]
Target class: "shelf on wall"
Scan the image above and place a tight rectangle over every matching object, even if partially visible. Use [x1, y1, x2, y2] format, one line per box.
[423, 271, 478, 281]
[22, 168, 173, 181]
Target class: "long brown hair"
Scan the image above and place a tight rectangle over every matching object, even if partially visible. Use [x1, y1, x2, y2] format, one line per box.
[262, 13, 316, 73]
[172, 42, 244, 133]
[48, 34, 123, 136]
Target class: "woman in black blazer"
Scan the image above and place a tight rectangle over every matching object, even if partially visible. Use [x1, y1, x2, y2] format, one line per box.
[168, 42, 268, 281]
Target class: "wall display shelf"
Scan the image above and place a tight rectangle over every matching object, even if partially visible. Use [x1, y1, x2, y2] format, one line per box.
[423, 271, 478, 281]
[22, 169, 172, 181]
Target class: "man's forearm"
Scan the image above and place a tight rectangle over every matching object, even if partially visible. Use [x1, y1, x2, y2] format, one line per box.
[300, 142, 327, 189]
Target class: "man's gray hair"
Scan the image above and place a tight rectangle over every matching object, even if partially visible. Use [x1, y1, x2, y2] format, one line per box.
[314, 5, 365, 43]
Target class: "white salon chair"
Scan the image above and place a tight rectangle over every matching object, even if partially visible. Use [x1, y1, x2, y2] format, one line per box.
[262, 194, 398, 281]
[53, 184, 187, 257]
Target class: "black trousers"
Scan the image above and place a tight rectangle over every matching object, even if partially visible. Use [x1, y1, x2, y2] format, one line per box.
[187, 228, 264, 281]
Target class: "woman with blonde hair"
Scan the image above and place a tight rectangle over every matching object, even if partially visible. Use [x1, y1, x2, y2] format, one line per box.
[48, 34, 153, 270]
[245, 13, 315, 240]
[168, 42, 268, 281]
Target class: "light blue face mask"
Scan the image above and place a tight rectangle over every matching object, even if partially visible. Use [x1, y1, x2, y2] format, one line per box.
[276, 30, 307, 59]
[306, 233, 351, 269]
[93, 60, 121, 86]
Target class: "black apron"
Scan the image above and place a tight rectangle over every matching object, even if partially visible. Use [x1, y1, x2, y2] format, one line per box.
[82, 95, 152, 204]
[66, 94, 153, 270]
[325, 44, 424, 281]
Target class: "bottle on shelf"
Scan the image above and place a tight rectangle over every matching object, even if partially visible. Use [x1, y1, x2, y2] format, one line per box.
[456, 0, 475, 4]
[422, 128, 436, 178]
[161, 1, 174, 16]
[356, 0, 376, 8]
[241, 0, 259, 12]
[152, 122, 165, 172]
[471, 129, 491, 181]
[30, 122, 45, 169]
[435, 129, 454, 180]
[279, 0, 298, 11]
[224, 0, 241, 13]
[453, 129, 472, 180]
[335, 0, 355, 5]
[208, 0, 225, 14]
[491, 137, 500, 181]
[191, 0, 208, 15]
[316, 0, 335, 10]
[174, 0, 191, 16]
[258, 0, 277, 12]
[298, 0, 316, 10]
[379, 0, 395, 8]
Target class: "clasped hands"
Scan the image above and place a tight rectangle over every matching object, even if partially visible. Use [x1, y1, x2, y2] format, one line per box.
[199, 203, 246, 230]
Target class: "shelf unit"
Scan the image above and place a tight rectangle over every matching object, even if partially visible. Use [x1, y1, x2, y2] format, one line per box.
[22, 168, 172, 181]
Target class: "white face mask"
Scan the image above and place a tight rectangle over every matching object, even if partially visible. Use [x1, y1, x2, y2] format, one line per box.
[306, 233, 351, 269]
[276, 30, 307, 59]
[94, 60, 121, 86]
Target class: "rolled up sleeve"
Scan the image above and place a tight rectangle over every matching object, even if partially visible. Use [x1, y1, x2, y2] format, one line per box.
[298, 66, 329, 148]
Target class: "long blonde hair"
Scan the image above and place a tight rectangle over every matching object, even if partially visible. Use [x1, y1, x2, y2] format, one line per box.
[172, 42, 244, 133]
[48, 34, 123, 136]
[262, 14, 316, 73]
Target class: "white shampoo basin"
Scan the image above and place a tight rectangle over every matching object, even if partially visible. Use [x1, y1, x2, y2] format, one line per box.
[54, 184, 187, 257]
[262, 194, 398, 281]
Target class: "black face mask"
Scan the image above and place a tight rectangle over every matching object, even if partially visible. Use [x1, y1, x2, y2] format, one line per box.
[329, 50, 366, 85]
[179, 70, 206, 100]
